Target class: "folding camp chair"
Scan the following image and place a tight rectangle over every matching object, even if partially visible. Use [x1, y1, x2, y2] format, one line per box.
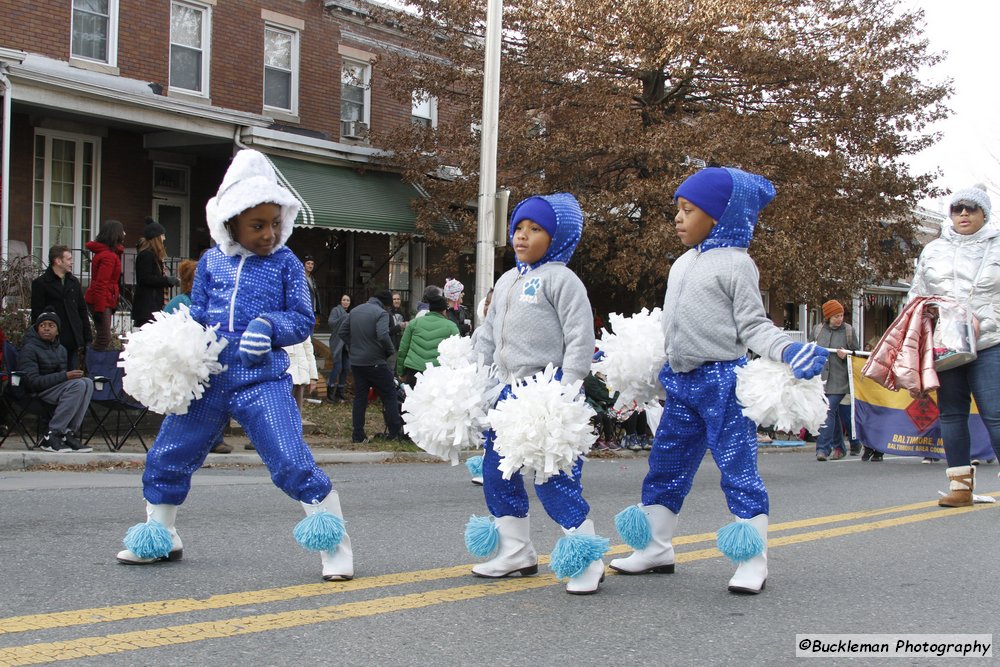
[0, 341, 55, 449]
[84, 347, 150, 452]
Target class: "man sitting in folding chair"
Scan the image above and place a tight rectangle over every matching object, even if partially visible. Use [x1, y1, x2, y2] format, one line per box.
[16, 312, 94, 452]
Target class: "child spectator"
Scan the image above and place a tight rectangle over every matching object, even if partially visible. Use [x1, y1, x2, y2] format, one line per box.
[285, 337, 318, 410]
[470, 192, 608, 595]
[115, 149, 352, 582]
[396, 285, 459, 388]
[84, 220, 126, 351]
[16, 311, 94, 452]
[162, 259, 198, 314]
[443, 278, 471, 336]
[609, 167, 828, 595]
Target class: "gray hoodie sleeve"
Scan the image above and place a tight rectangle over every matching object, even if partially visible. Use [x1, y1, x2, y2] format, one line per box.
[552, 272, 595, 384]
[731, 256, 792, 362]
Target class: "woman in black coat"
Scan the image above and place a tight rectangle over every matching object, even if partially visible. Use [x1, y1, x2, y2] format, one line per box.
[131, 217, 179, 328]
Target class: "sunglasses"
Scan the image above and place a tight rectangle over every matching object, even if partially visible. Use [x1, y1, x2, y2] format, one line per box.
[950, 203, 981, 215]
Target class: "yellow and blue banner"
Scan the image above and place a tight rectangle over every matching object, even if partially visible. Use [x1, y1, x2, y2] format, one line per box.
[848, 357, 993, 460]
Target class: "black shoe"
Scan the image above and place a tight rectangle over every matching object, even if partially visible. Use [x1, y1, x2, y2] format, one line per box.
[861, 447, 874, 462]
[63, 433, 92, 453]
[210, 441, 233, 454]
[39, 432, 71, 452]
[244, 442, 256, 451]
[870, 451, 884, 462]
[849, 445, 862, 456]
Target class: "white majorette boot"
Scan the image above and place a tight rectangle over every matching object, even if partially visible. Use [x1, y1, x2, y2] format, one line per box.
[721, 514, 768, 594]
[466, 454, 484, 486]
[552, 519, 610, 595]
[466, 515, 538, 578]
[609, 504, 678, 575]
[117, 502, 183, 564]
[295, 491, 353, 581]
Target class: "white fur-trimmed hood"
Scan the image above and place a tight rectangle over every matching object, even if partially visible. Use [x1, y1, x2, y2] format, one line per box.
[206, 149, 300, 256]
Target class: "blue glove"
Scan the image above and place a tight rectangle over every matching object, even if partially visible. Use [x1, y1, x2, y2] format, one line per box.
[239, 318, 273, 367]
[781, 341, 829, 380]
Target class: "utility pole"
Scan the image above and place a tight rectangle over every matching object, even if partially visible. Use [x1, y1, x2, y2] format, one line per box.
[474, 0, 503, 325]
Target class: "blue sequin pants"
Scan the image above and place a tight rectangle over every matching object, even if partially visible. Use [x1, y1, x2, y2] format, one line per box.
[641, 360, 768, 519]
[481, 385, 590, 530]
[141, 341, 333, 506]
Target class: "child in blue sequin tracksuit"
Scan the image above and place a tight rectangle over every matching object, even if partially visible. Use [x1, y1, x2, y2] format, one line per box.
[468, 193, 610, 595]
[609, 168, 828, 594]
[116, 150, 353, 582]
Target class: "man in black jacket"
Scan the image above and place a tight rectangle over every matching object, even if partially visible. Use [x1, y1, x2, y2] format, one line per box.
[338, 289, 401, 443]
[31, 245, 92, 370]
[17, 311, 95, 452]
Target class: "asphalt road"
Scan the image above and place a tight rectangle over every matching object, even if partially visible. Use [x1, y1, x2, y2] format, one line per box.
[0, 452, 997, 666]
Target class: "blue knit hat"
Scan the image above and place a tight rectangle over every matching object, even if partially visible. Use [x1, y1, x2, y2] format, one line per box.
[950, 184, 992, 223]
[674, 168, 734, 222]
[510, 197, 558, 239]
[675, 167, 776, 250]
[508, 193, 584, 271]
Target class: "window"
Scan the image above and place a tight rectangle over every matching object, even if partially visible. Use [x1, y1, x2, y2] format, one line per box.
[71, 0, 118, 65]
[170, 1, 211, 95]
[32, 131, 101, 263]
[341, 60, 370, 138]
[411, 92, 437, 129]
[264, 26, 299, 113]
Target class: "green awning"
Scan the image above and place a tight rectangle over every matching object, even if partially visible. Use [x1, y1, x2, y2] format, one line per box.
[266, 155, 420, 235]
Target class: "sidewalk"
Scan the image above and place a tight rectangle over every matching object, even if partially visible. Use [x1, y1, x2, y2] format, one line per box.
[0, 435, 815, 472]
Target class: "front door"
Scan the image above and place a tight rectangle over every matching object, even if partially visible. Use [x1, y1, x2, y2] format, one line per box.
[153, 197, 188, 258]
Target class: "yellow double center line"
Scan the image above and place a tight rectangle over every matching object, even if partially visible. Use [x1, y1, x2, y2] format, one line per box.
[1, 496, 997, 666]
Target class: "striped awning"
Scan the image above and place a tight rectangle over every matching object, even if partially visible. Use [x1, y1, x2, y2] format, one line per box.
[266, 155, 420, 235]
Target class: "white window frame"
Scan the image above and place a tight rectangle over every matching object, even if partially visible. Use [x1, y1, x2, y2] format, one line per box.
[341, 59, 371, 136]
[169, 0, 212, 97]
[70, 0, 119, 67]
[263, 24, 300, 115]
[32, 129, 102, 265]
[411, 91, 437, 129]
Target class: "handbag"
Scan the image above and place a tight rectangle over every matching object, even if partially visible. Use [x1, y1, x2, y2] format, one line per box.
[929, 239, 993, 371]
[930, 300, 978, 372]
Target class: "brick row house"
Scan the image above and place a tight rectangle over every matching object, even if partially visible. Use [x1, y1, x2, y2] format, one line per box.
[0, 0, 461, 333]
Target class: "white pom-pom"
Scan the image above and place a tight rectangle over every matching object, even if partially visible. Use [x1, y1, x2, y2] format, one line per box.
[734, 358, 828, 435]
[402, 358, 494, 464]
[437, 334, 474, 369]
[119, 305, 228, 415]
[595, 308, 667, 406]
[488, 365, 597, 484]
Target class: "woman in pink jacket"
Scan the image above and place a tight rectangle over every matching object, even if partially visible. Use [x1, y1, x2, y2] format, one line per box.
[84, 220, 125, 350]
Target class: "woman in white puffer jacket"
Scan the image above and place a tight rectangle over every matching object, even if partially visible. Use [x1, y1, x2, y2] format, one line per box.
[907, 184, 1000, 506]
[284, 336, 318, 410]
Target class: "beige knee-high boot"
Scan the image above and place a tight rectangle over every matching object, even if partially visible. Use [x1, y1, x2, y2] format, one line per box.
[117, 502, 183, 564]
[938, 465, 974, 507]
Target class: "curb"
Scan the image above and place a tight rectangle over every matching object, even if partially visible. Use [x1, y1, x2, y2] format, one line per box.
[0, 449, 449, 472]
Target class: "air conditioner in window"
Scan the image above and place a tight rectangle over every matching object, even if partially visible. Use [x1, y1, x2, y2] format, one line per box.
[341, 120, 368, 138]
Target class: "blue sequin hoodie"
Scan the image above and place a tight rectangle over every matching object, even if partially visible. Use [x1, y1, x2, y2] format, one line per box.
[474, 193, 596, 384]
[662, 167, 792, 372]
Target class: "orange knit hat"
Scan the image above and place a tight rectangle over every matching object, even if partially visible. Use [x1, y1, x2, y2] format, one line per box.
[821, 300, 844, 319]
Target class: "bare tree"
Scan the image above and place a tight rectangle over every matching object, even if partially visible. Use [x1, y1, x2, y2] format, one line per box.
[371, 0, 950, 309]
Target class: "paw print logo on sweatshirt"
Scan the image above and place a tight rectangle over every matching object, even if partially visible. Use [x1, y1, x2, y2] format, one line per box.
[519, 276, 542, 304]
